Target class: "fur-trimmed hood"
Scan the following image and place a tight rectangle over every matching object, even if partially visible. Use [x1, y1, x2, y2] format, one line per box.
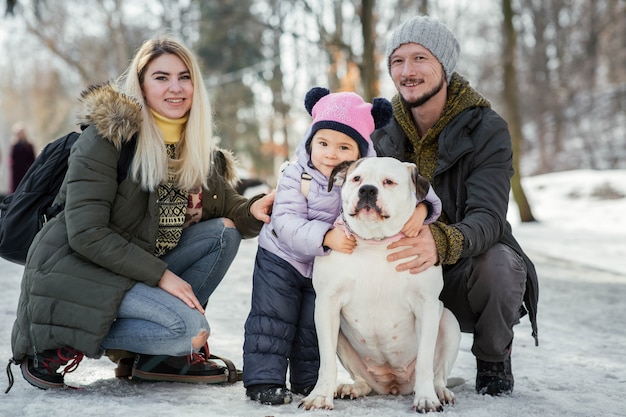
[79, 83, 142, 149]
[78, 83, 239, 185]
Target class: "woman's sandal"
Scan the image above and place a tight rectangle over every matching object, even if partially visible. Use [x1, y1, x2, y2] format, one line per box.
[208, 353, 241, 383]
[114, 357, 135, 379]
[113, 353, 240, 383]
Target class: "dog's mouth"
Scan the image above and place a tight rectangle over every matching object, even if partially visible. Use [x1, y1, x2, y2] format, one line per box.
[349, 201, 389, 219]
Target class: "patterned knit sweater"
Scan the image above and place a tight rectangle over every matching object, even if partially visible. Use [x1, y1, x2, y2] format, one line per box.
[151, 110, 200, 257]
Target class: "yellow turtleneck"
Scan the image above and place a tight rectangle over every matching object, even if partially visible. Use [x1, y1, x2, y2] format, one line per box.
[150, 109, 188, 144]
[149, 109, 193, 257]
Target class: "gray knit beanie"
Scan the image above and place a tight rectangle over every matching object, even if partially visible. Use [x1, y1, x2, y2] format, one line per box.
[386, 15, 460, 83]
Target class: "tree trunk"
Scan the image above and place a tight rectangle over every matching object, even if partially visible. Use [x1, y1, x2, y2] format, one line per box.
[501, 0, 536, 222]
[360, 0, 378, 100]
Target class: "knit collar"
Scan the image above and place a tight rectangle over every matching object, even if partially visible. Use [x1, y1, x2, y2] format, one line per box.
[150, 109, 188, 144]
[392, 72, 491, 149]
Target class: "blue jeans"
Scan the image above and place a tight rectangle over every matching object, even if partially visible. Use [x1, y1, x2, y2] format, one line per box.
[101, 219, 242, 356]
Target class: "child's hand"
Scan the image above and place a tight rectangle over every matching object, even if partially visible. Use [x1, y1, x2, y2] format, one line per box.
[401, 203, 428, 237]
[323, 227, 357, 254]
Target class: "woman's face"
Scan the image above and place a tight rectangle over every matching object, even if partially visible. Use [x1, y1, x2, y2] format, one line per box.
[142, 53, 193, 119]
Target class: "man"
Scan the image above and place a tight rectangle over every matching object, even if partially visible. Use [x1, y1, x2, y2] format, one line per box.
[371, 15, 539, 396]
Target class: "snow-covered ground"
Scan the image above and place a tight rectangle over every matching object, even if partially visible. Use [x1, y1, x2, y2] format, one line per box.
[1, 169, 625, 417]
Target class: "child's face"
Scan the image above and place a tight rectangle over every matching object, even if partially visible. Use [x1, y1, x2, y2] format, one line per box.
[309, 129, 360, 178]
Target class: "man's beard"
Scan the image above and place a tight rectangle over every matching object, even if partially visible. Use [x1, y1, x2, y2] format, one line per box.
[401, 74, 445, 108]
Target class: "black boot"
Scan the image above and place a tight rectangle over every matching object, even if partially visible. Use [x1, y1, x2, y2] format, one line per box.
[20, 348, 84, 390]
[476, 349, 514, 396]
[246, 383, 293, 405]
[291, 384, 315, 396]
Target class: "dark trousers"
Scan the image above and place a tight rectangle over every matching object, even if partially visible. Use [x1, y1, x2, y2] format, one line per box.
[440, 243, 527, 362]
[243, 247, 319, 389]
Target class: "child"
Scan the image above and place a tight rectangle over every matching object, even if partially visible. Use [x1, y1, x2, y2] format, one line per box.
[242, 87, 441, 405]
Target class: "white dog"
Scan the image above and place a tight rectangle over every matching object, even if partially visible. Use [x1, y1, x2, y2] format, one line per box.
[300, 157, 461, 413]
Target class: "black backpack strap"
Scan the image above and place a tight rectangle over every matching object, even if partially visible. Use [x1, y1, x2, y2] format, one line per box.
[117, 137, 137, 184]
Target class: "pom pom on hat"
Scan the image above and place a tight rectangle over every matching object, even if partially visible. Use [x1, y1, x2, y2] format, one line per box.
[304, 87, 392, 158]
[371, 98, 393, 129]
[305, 87, 330, 115]
[386, 15, 460, 83]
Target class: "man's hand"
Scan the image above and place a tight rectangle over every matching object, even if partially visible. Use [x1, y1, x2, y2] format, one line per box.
[387, 225, 438, 274]
[323, 227, 357, 254]
[158, 269, 205, 314]
[250, 190, 276, 223]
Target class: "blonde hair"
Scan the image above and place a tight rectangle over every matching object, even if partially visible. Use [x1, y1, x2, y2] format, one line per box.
[118, 35, 215, 191]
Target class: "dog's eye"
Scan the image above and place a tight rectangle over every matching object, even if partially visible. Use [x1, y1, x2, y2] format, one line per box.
[351, 175, 361, 183]
[383, 179, 396, 186]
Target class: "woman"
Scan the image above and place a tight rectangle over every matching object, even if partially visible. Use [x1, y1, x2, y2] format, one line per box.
[7, 35, 274, 391]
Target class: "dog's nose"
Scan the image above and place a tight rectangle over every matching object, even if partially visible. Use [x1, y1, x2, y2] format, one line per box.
[359, 185, 378, 200]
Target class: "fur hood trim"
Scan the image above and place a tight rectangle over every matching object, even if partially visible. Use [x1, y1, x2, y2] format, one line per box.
[215, 147, 239, 186]
[79, 83, 240, 186]
[79, 83, 142, 149]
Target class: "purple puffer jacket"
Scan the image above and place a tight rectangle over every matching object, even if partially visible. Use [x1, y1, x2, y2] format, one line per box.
[258, 129, 377, 278]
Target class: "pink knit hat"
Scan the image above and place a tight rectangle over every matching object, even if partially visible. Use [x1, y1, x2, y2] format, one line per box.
[304, 87, 392, 157]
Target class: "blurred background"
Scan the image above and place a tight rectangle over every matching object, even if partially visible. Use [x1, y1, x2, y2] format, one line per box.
[0, 0, 624, 214]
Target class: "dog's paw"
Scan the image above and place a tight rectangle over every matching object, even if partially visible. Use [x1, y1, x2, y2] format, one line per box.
[299, 394, 334, 410]
[336, 383, 358, 400]
[412, 397, 443, 413]
[435, 386, 456, 405]
[335, 381, 371, 399]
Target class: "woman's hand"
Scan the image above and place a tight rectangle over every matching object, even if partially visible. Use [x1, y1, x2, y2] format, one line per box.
[158, 269, 204, 314]
[250, 190, 276, 223]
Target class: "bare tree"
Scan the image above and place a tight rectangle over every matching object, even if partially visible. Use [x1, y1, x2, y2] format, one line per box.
[3, 0, 625, 179]
[502, 0, 535, 222]
[359, 0, 378, 100]
[17, 1, 140, 85]
[0, 0, 192, 145]
[515, 0, 626, 173]
[195, 0, 273, 178]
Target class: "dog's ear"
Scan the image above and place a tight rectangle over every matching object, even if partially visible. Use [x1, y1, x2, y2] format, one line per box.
[328, 160, 355, 192]
[406, 163, 430, 201]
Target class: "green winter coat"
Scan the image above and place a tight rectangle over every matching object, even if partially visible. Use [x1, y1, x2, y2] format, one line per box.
[11, 84, 265, 361]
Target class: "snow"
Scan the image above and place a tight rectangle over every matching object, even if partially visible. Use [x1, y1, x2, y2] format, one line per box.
[2, 169, 625, 417]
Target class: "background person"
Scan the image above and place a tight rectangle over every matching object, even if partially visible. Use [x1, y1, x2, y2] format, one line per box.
[9, 123, 36, 192]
